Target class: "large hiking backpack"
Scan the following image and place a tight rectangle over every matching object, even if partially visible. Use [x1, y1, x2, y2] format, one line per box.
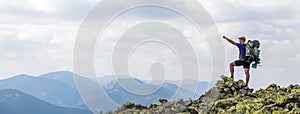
[245, 40, 261, 68]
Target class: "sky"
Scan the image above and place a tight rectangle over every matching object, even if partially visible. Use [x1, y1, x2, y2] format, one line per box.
[0, 0, 300, 89]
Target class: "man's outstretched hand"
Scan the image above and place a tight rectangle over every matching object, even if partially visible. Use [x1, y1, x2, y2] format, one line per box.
[223, 36, 237, 46]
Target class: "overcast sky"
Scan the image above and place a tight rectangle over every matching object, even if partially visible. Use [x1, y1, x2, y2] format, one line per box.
[0, 0, 299, 89]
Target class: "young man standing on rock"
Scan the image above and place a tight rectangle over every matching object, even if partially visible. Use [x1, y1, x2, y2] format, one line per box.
[223, 36, 250, 87]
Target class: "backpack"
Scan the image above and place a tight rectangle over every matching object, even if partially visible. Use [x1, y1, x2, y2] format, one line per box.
[245, 40, 261, 68]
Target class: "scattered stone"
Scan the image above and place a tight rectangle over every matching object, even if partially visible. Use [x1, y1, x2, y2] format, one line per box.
[158, 99, 168, 104]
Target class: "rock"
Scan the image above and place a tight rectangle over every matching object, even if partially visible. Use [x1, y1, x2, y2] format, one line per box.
[213, 98, 238, 108]
[159, 99, 168, 104]
[149, 104, 158, 109]
[237, 79, 246, 88]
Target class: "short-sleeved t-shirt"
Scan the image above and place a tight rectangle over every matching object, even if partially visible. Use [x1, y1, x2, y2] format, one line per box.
[237, 43, 246, 60]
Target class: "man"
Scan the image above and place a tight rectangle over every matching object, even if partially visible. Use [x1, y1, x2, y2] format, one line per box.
[223, 36, 250, 87]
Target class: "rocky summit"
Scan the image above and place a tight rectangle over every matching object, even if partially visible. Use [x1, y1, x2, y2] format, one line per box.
[113, 75, 300, 114]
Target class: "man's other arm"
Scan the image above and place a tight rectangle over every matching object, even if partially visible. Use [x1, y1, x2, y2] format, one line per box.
[223, 36, 237, 46]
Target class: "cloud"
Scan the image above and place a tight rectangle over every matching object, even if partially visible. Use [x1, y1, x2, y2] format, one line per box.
[0, 0, 299, 89]
[0, 0, 94, 25]
[297, 54, 300, 61]
[197, 0, 300, 88]
[93, 18, 213, 81]
[199, 0, 299, 22]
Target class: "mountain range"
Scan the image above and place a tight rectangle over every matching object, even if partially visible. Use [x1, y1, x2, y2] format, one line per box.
[0, 71, 209, 113]
[0, 89, 92, 114]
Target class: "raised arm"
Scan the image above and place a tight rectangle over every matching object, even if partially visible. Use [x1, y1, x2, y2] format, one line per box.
[223, 36, 237, 46]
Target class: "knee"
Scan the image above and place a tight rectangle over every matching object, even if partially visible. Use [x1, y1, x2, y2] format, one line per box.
[230, 62, 235, 67]
[244, 69, 250, 73]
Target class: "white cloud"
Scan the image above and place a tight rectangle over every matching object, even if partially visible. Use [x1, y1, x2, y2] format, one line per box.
[27, 0, 65, 13]
[6, 52, 18, 59]
[17, 25, 54, 43]
[297, 54, 300, 60]
[199, 0, 298, 22]
[0, 0, 299, 89]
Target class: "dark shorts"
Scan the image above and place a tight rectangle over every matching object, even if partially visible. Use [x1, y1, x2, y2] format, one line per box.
[235, 60, 251, 69]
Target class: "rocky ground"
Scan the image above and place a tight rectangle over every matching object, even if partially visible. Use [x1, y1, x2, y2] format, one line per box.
[113, 75, 300, 114]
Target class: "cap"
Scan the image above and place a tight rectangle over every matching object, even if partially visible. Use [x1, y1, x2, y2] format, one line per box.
[238, 36, 246, 41]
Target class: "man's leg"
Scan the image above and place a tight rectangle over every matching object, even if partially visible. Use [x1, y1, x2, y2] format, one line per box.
[244, 68, 250, 87]
[230, 62, 236, 79]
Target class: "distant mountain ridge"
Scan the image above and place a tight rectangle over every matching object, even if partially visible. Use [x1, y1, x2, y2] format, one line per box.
[0, 89, 92, 114]
[0, 71, 210, 113]
[0, 73, 84, 109]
